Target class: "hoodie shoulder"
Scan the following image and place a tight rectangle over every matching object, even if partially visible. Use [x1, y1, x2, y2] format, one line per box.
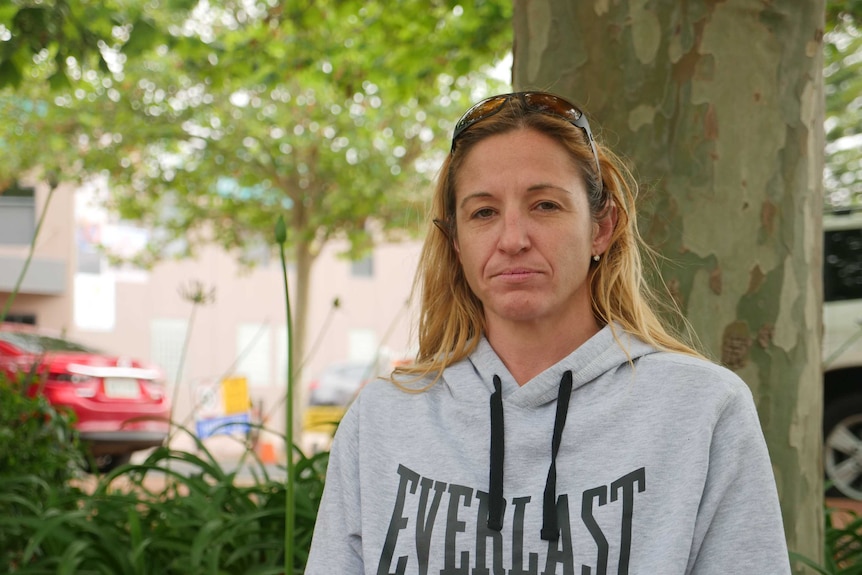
[639, 352, 746, 388]
[355, 372, 446, 404]
[634, 351, 756, 415]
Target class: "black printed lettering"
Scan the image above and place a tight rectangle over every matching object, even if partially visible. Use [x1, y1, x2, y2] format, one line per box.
[542, 495, 574, 575]
[473, 491, 505, 575]
[610, 468, 646, 575]
[416, 476, 448, 575]
[378, 464, 421, 575]
[580, 486, 609, 575]
[441, 483, 473, 575]
[510, 496, 539, 575]
[375, 464, 647, 575]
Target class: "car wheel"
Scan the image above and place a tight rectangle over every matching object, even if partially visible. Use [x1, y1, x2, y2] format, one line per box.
[824, 394, 862, 499]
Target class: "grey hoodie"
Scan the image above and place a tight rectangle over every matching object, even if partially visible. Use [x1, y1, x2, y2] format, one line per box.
[306, 326, 790, 574]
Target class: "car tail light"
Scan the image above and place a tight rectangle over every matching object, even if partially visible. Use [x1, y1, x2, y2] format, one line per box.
[144, 380, 166, 400]
[51, 373, 98, 397]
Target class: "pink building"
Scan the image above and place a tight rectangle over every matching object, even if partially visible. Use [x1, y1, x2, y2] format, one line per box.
[1, 175, 422, 457]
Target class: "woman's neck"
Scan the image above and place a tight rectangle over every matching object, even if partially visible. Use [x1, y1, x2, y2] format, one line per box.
[485, 316, 601, 385]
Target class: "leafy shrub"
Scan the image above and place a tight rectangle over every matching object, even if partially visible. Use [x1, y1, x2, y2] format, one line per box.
[793, 504, 862, 574]
[0, 427, 328, 574]
[825, 508, 862, 573]
[0, 210, 325, 573]
[0, 370, 88, 570]
[0, 370, 84, 483]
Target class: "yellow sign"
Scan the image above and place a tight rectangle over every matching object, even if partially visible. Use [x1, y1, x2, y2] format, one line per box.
[221, 376, 250, 415]
[303, 405, 346, 433]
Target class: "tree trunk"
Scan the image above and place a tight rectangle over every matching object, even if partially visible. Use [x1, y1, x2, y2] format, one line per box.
[513, 0, 824, 564]
[292, 238, 314, 440]
[290, 202, 315, 443]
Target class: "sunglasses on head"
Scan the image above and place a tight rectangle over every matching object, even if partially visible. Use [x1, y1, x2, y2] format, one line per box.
[450, 92, 602, 193]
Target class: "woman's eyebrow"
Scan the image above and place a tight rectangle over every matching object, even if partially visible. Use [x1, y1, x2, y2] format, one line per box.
[459, 191, 493, 209]
[526, 183, 572, 194]
[458, 184, 572, 209]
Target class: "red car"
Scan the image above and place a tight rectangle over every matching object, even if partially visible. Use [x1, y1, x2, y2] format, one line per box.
[0, 323, 171, 471]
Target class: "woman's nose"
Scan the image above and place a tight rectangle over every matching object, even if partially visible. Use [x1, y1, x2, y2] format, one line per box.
[498, 210, 531, 254]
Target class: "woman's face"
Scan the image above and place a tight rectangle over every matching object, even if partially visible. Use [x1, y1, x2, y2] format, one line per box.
[452, 128, 613, 333]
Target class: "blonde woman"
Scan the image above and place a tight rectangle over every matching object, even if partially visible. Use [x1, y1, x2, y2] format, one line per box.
[306, 92, 789, 574]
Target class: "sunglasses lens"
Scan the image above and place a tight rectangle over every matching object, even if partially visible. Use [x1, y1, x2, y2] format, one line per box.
[524, 93, 582, 123]
[454, 93, 586, 146]
[453, 96, 508, 141]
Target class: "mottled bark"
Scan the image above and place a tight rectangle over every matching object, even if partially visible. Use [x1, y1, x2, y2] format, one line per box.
[514, 0, 824, 563]
[290, 202, 316, 437]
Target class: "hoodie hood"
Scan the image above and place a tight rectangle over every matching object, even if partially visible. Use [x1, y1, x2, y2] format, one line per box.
[441, 323, 660, 407]
[441, 323, 660, 541]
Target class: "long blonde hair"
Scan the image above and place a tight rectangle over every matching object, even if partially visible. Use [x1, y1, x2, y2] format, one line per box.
[394, 95, 701, 383]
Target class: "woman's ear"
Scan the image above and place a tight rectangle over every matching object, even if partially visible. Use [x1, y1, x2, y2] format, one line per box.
[592, 204, 617, 256]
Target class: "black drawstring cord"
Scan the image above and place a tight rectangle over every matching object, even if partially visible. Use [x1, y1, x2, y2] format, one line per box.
[487, 371, 573, 539]
[488, 375, 505, 531]
[541, 370, 573, 541]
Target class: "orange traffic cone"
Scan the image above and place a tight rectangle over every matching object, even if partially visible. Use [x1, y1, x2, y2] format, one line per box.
[257, 441, 278, 464]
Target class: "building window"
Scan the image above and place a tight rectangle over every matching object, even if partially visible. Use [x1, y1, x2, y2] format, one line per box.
[350, 254, 374, 278]
[151, 318, 189, 386]
[349, 328, 378, 362]
[236, 323, 272, 387]
[4, 313, 36, 325]
[0, 183, 35, 245]
[74, 274, 116, 331]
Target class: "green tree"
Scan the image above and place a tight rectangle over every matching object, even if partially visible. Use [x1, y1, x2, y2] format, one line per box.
[825, 2, 862, 209]
[0, 1, 512, 430]
[513, 0, 825, 566]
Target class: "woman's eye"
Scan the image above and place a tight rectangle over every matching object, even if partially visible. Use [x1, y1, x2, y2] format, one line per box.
[536, 201, 560, 212]
[471, 208, 496, 219]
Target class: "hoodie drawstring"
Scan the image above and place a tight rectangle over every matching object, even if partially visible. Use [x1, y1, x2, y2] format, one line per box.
[541, 370, 573, 541]
[486, 370, 574, 542]
[487, 375, 505, 531]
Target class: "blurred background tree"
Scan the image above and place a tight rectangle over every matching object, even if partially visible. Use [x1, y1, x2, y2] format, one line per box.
[825, 0, 862, 209]
[0, 1, 512, 414]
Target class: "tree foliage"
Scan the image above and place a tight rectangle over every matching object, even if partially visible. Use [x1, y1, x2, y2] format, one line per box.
[0, 0, 512, 389]
[825, 0, 862, 209]
[1, 0, 512, 261]
[8, 2, 862, 220]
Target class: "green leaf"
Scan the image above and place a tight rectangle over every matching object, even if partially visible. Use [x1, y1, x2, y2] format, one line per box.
[0, 59, 22, 89]
[123, 17, 159, 56]
[48, 69, 70, 92]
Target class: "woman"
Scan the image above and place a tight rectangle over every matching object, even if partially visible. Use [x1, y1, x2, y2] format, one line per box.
[305, 92, 790, 573]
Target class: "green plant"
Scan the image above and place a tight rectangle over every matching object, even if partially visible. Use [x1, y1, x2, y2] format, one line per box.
[0, 370, 84, 483]
[0, 158, 324, 574]
[169, 280, 216, 440]
[792, 505, 862, 574]
[0, 425, 328, 574]
[0, 369, 88, 570]
[275, 213, 298, 574]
